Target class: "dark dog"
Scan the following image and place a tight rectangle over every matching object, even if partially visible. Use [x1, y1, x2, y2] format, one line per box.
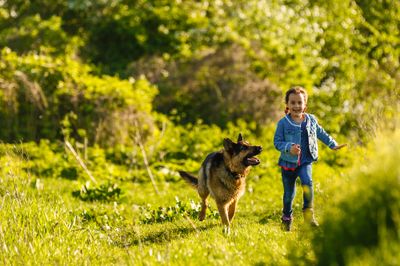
[179, 134, 262, 234]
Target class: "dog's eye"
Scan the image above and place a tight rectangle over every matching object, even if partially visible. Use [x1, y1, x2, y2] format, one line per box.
[240, 146, 248, 151]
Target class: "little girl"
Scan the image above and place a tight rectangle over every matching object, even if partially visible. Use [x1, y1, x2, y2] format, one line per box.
[274, 86, 346, 231]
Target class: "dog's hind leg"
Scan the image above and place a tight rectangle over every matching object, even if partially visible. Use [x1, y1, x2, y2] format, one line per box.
[199, 193, 209, 221]
[197, 173, 209, 221]
[228, 199, 237, 222]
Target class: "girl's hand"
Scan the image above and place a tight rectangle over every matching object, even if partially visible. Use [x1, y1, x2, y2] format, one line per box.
[332, 144, 347, 150]
[290, 144, 301, 155]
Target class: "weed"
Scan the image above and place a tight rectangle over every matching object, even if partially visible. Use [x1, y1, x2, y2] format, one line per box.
[72, 182, 122, 202]
[140, 197, 219, 224]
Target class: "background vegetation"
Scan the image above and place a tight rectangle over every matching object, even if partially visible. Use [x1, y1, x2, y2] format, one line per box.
[0, 0, 399, 265]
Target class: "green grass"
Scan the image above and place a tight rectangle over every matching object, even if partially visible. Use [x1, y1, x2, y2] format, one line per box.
[0, 180, 312, 266]
[0, 147, 324, 266]
[1, 132, 398, 265]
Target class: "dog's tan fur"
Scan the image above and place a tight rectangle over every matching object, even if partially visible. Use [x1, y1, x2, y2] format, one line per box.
[179, 134, 262, 233]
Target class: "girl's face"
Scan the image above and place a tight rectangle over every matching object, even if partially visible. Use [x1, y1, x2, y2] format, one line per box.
[286, 93, 306, 118]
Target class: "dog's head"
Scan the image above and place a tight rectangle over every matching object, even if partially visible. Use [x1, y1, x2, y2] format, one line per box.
[223, 133, 262, 173]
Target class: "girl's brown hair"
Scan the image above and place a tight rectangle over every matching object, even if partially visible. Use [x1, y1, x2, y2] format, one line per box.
[284, 86, 308, 114]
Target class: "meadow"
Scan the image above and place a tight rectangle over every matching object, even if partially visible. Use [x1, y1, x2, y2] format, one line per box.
[1, 126, 398, 265]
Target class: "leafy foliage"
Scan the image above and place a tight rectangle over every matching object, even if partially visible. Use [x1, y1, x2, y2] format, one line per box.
[313, 130, 400, 265]
[1, 0, 399, 139]
[0, 47, 158, 146]
[137, 45, 283, 126]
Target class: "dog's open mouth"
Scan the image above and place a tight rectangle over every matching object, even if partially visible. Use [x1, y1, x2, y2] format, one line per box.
[245, 156, 260, 166]
[242, 146, 262, 166]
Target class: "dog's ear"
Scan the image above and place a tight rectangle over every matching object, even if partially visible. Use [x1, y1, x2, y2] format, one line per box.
[237, 133, 243, 142]
[223, 138, 235, 152]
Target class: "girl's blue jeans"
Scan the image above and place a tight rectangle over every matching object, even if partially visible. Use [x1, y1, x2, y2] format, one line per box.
[281, 163, 314, 218]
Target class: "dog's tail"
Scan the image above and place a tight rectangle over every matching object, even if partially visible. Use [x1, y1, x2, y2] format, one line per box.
[178, 171, 198, 188]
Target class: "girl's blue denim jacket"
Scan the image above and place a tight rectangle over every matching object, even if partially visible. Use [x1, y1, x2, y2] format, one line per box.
[274, 113, 338, 164]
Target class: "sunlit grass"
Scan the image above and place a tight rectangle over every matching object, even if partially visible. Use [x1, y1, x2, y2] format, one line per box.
[0, 143, 316, 265]
[1, 129, 398, 265]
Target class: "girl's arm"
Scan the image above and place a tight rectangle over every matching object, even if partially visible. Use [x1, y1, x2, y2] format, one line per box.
[316, 122, 337, 148]
[314, 117, 346, 149]
[274, 120, 294, 153]
[310, 114, 338, 148]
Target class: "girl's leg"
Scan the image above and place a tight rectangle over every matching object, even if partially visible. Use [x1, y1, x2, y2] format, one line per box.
[281, 168, 297, 218]
[298, 164, 318, 226]
[298, 164, 313, 209]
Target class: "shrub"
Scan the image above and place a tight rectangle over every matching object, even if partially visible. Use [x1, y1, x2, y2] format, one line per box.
[312, 129, 400, 266]
[0, 47, 158, 147]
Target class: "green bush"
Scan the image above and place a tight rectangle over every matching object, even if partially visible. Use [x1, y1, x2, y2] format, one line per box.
[313, 130, 400, 266]
[0, 47, 158, 147]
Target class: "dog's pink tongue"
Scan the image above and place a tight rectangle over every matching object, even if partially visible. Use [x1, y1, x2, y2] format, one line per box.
[247, 157, 260, 165]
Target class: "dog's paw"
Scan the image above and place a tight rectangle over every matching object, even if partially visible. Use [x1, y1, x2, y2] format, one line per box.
[199, 212, 206, 221]
[222, 225, 231, 235]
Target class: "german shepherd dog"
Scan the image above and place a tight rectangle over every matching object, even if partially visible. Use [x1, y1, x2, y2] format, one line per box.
[179, 134, 262, 234]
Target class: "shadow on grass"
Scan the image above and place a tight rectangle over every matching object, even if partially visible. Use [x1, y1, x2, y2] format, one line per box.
[257, 209, 281, 224]
[113, 223, 217, 247]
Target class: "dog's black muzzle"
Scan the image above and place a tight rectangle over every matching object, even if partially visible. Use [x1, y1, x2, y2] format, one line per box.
[244, 145, 262, 166]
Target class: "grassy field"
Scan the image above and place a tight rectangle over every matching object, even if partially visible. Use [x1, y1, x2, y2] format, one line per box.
[0, 130, 398, 265]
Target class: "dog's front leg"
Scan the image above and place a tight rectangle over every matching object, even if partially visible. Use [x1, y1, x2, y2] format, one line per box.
[217, 203, 230, 234]
[228, 200, 237, 222]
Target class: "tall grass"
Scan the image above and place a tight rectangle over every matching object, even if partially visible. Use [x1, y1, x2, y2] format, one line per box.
[312, 129, 400, 266]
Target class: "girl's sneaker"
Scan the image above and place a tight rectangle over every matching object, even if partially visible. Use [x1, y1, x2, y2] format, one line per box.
[281, 216, 292, 231]
[303, 208, 319, 227]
